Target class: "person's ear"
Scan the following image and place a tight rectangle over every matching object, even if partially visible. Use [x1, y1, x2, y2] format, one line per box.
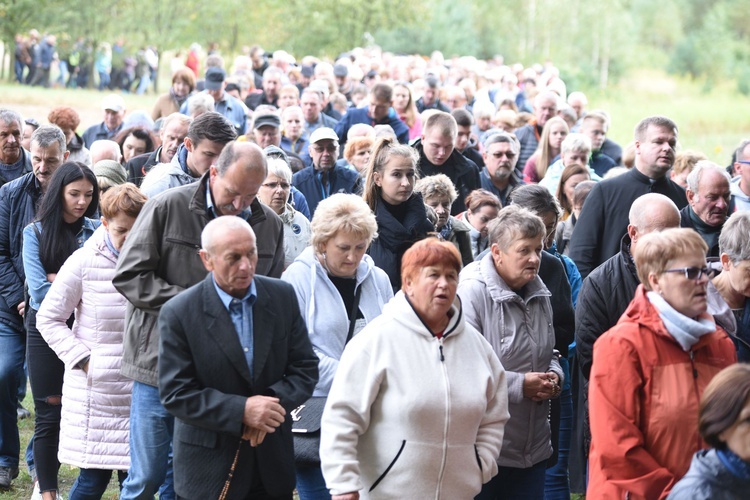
[199, 249, 213, 272]
[647, 272, 660, 293]
[184, 137, 194, 153]
[627, 224, 638, 245]
[720, 253, 732, 272]
[490, 243, 502, 266]
[373, 170, 383, 187]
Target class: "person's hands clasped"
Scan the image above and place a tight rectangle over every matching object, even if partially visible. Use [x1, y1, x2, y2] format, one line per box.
[242, 427, 267, 447]
[523, 372, 560, 401]
[332, 493, 360, 500]
[243, 395, 286, 434]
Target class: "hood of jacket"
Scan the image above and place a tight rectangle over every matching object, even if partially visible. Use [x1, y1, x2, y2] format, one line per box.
[383, 289, 466, 342]
[731, 176, 750, 202]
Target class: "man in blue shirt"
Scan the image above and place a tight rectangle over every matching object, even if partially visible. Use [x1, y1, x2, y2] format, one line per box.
[81, 94, 126, 149]
[181, 67, 247, 136]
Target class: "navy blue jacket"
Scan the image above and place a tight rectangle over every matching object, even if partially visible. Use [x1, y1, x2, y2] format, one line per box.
[334, 107, 409, 150]
[292, 165, 362, 217]
[0, 172, 43, 329]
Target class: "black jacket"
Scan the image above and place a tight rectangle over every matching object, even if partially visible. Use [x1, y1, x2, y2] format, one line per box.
[414, 139, 481, 215]
[159, 273, 318, 498]
[125, 147, 163, 187]
[368, 193, 433, 292]
[575, 235, 638, 380]
[568, 167, 687, 279]
[0, 172, 42, 329]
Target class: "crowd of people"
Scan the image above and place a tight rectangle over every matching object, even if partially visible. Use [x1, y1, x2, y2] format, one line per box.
[0, 39, 749, 500]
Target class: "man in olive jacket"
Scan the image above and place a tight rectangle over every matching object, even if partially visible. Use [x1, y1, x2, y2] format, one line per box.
[113, 141, 284, 499]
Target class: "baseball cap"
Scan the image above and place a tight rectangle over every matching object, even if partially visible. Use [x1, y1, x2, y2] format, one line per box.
[333, 64, 348, 78]
[253, 114, 281, 130]
[309, 127, 339, 144]
[205, 67, 226, 91]
[102, 94, 125, 112]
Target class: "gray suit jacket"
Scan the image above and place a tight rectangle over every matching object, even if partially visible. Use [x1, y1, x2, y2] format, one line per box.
[158, 273, 318, 499]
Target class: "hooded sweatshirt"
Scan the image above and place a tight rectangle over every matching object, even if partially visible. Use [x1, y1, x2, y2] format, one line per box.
[281, 247, 392, 396]
[321, 291, 509, 499]
[730, 176, 750, 212]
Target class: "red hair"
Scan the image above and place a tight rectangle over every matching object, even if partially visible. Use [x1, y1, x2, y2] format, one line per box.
[401, 238, 461, 284]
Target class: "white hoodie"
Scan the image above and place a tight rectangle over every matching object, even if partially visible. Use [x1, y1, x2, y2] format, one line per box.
[321, 291, 509, 499]
[730, 176, 750, 212]
[281, 247, 392, 396]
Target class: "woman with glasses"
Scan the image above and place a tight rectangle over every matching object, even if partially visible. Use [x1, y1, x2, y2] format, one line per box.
[257, 155, 310, 268]
[587, 228, 736, 499]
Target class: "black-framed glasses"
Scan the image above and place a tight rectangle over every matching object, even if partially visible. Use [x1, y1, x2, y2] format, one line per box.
[663, 266, 709, 280]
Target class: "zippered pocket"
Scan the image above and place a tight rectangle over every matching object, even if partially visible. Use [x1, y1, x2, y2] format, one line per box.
[369, 440, 406, 493]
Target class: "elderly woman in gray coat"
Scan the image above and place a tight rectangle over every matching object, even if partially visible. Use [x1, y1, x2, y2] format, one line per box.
[458, 205, 563, 500]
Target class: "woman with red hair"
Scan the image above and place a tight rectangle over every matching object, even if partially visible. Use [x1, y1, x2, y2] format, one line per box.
[321, 238, 509, 499]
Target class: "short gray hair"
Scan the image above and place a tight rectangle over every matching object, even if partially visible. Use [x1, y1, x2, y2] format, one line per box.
[266, 157, 292, 183]
[487, 205, 545, 252]
[686, 160, 731, 193]
[201, 216, 255, 253]
[31, 125, 66, 153]
[483, 130, 520, 156]
[719, 211, 750, 263]
[0, 109, 22, 128]
[561, 133, 591, 155]
[188, 93, 215, 116]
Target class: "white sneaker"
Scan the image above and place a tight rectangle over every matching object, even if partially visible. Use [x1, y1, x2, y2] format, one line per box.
[29, 481, 41, 500]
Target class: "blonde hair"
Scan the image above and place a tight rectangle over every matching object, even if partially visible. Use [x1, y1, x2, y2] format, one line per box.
[634, 228, 708, 290]
[414, 174, 458, 204]
[534, 116, 569, 181]
[362, 137, 419, 211]
[311, 193, 378, 251]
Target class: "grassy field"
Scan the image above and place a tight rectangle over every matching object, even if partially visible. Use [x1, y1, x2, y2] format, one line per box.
[2, 68, 749, 166]
[0, 390, 122, 499]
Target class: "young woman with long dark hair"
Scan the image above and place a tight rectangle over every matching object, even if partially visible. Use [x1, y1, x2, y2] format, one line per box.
[23, 162, 100, 500]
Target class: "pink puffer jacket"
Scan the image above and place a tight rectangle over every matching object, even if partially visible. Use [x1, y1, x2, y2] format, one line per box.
[37, 226, 131, 470]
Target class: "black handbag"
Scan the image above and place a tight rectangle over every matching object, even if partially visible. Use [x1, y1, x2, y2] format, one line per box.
[292, 397, 327, 466]
[292, 283, 362, 466]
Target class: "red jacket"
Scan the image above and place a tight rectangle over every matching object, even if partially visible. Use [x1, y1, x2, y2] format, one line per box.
[587, 285, 736, 500]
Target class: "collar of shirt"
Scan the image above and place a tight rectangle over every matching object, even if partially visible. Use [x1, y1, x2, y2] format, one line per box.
[205, 176, 253, 220]
[212, 274, 257, 312]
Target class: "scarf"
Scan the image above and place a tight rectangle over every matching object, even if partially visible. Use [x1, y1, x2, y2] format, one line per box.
[717, 448, 750, 481]
[647, 291, 715, 351]
[170, 88, 188, 108]
[438, 217, 453, 241]
[104, 231, 120, 257]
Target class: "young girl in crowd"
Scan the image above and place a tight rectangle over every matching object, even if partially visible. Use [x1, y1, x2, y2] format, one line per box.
[363, 137, 433, 291]
[37, 184, 147, 500]
[523, 116, 569, 184]
[23, 162, 100, 500]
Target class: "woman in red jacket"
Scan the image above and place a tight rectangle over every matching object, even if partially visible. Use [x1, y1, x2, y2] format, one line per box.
[588, 228, 736, 500]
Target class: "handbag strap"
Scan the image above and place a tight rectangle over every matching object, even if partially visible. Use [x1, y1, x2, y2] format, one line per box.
[345, 284, 363, 344]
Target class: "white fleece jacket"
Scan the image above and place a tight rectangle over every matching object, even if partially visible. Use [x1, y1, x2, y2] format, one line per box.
[320, 291, 509, 499]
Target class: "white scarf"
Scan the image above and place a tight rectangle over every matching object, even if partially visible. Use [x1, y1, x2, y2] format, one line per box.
[647, 291, 715, 351]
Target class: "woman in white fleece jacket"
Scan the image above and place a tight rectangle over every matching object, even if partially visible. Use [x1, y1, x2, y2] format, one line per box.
[320, 238, 509, 500]
[282, 194, 392, 500]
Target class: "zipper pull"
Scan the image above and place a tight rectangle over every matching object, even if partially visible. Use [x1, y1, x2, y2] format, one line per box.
[438, 338, 445, 362]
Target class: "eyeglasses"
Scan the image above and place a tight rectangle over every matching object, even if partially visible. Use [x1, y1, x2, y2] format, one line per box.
[262, 181, 291, 190]
[663, 266, 709, 280]
[312, 145, 337, 153]
[737, 160, 750, 165]
[491, 151, 516, 159]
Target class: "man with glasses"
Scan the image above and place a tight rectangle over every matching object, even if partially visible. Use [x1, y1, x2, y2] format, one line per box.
[292, 128, 361, 216]
[479, 131, 522, 207]
[731, 139, 750, 212]
[679, 161, 732, 257]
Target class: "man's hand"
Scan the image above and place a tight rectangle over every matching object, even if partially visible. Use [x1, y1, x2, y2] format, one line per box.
[16, 302, 24, 318]
[523, 372, 558, 401]
[242, 427, 267, 447]
[243, 395, 286, 433]
[332, 493, 359, 500]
